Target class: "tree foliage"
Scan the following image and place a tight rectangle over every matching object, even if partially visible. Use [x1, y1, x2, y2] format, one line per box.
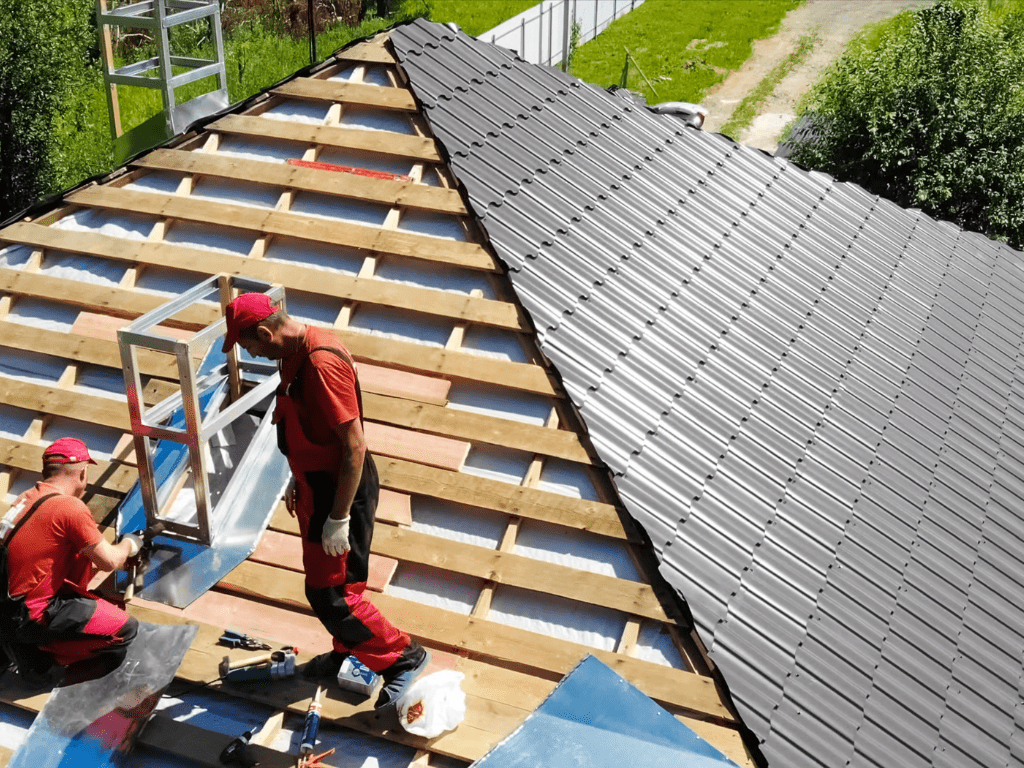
[790, 0, 1024, 248]
[0, 0, 97, 221]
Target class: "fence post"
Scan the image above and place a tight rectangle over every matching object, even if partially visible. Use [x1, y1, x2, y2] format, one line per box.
[548, 2, 554, 65]
[561, 0, 570, 71]
[538, 2, 544, 63]
[521, 15, 526, 57]
[594, 0, 598, 36]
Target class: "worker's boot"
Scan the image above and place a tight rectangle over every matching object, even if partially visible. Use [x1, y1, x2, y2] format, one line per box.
[301, 650, 348, 681]
[375, 641, 430, 709]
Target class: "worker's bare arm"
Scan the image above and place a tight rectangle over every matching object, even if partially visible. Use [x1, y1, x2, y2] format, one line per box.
[82, 537, 136, 572]
[330, 417, 365, 521]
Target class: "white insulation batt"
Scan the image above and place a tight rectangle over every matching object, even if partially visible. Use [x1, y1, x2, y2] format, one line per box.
[264, 238, 363, 275]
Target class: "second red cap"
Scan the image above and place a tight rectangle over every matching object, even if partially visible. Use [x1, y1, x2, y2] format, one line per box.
[222, 293, 277, 353]
[43, 437, 97, 465]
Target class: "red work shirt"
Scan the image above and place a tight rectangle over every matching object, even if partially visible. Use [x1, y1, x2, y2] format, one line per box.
[280, 326, 362, 446]
[6, 483, 102, 621]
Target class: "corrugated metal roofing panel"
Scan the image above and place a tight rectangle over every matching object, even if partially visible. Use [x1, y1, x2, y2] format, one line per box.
[393, 18, 1024, 768]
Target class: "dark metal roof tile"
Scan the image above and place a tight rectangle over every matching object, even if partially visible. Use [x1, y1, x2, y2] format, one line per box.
[392, 20, 1024, 768]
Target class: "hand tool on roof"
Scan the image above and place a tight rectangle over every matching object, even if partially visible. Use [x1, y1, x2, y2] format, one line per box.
[122, 522, 165, 602]
[219, 647, 298, 677]
[296, 748, 335, 768]
[299, 686, 323, 757]
[225, 654, 296, 684]
[219, 630, 272, 651]
[220, 726, 260, 768]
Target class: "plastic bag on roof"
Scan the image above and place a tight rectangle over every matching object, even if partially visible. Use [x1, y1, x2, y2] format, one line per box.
[397, 670, 466, 738]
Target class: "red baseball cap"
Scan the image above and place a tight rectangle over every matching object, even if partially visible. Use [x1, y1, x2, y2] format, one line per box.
[43, 437, 97, 465]
[222, 293, 277, 353]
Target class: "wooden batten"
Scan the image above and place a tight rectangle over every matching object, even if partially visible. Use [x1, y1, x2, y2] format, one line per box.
[372, 525, 669, 621]
[0, 377, 130, 433]
[326, 36, 398, 66]
[65, 186, 498, 271]
[212, 562, 733, 721]
[363, 392, 592, 464]
[133, 149, 468, 215]
[273, 77, 418, 112]
[376, 456, 630, 539]
[3, 222, 525, 331]
[0, 320, 177, 379]
[0, 436, 136, 502]
[210, 114, 443, 162]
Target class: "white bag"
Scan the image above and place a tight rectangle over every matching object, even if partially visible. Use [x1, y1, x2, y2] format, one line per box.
[397, 670, 466, 738]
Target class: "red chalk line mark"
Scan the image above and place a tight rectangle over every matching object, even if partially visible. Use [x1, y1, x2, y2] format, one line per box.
[287, 158, 412, 183]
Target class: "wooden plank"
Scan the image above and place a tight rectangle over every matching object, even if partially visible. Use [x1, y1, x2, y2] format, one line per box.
[339, 333, 558, 398]
[2, 222, 523, 331]
[274, 77, 418, 112]
[0, 320, 177, 379]
[65, 186, 498, 272]
[356, 362, 450, 406]
[261, 511, 656, 620]
[210, 114, 442, 162]
[363, 392, 592, 464]
[0, 376, 130, 432]
[334, 39, 397, 64]
[365, 422, 469, 471]
[135, 149, 467, 215]
[140, 716, 298, 768]
[0, 436, 136, 495]
[678, 717, 757, 768]
[0, 265, 211, 329]
[269, 487, 411, 534]
[71, 311, 193, 343]
[0, 606, 509, 765]
[0, 268, 552, 399]
[250, 529, 398, 591]
[372, 525, 669, 622]
[377, 457, 630, 540]
[214, 560, 733, 721]
[127, 605, 524, 763]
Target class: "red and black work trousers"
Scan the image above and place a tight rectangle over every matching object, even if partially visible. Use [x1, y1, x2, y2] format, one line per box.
[10, 585, 137, 681]
[298, 454, 411, 672]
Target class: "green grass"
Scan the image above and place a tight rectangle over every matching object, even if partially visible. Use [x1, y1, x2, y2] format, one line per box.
[44, 3, 535, 194]
[719, 29, 818, 138]
[49, 15, 399, 187]
[571, 0, 803, 105]
[429, 1, 539, 37]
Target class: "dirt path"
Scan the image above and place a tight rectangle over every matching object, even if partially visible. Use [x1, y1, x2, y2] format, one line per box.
[701, 0, 933, 152]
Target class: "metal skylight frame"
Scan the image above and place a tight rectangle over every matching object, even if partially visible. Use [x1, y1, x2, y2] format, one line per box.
[117, 274, 282, 545]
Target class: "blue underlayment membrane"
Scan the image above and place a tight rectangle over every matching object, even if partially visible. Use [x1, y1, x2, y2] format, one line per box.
[472, 655, 739, 768]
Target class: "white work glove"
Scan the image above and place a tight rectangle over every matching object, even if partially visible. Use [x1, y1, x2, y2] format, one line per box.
[321, 516, 351, 557]
[122, 531, 145, 557]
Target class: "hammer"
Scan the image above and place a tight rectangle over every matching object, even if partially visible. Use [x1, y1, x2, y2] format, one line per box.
[123, 522, 166, 602]
[219, 647, 297, 678]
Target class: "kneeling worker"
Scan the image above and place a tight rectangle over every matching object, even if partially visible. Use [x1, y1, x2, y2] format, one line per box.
[222, 293, 428, 708]
[4, 438, 142, 682]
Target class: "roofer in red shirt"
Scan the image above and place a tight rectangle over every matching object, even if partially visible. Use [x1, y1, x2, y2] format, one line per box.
[2, 438, 142, 683]
[222, 293, 428, 709]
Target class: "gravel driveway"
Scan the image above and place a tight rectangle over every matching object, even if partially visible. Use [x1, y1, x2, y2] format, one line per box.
[701, 0, 934, 152]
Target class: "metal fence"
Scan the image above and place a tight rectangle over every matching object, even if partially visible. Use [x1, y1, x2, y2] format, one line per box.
[481, 0, 645, 69]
